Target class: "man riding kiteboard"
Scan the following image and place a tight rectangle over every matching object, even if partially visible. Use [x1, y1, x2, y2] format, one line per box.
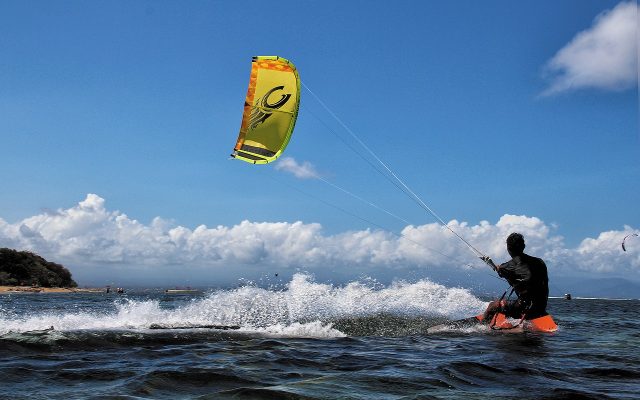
[427, 232, 557, 333]
[481, 233, 551, 328]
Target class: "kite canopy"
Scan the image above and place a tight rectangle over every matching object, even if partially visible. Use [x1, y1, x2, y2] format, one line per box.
[232, 56, 301, 164]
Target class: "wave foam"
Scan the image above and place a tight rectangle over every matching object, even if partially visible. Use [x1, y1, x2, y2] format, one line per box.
[0, 274, 486, 337]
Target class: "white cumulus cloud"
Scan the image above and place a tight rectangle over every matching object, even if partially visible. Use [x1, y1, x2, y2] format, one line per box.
[0, 195, 638, 280]
[275, 157, 320, 179]
[541, 1, 638, 96]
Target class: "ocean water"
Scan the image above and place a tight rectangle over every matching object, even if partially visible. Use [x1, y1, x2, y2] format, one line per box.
[1, 273, 638, 400]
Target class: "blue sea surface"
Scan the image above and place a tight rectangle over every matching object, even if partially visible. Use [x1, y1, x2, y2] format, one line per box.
[1, 274, 638, 399]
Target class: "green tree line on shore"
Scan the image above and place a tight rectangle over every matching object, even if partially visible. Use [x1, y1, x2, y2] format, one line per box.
[0, 248, 77, 287]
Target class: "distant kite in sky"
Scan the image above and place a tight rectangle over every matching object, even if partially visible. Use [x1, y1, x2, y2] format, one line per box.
[622, 233, 638, 251]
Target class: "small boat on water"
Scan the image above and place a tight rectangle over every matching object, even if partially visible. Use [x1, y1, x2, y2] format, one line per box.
[165, 288, 200, 294]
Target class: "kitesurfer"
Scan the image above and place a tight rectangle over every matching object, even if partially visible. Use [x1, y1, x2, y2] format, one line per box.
[483, 233, 549, 321]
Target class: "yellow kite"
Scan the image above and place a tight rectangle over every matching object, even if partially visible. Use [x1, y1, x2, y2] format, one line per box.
[231, 56, 300, 164]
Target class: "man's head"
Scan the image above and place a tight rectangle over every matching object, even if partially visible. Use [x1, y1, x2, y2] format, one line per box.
[506, 232, 525, 257]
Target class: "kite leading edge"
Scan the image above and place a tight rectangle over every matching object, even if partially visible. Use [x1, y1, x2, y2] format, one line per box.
[231, 56, 301, 164]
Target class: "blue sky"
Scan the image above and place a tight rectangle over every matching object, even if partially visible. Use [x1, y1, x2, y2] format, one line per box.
[0, 1, 638, 293]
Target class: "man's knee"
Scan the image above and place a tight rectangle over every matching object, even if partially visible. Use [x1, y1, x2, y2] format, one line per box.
[484, 300, 503, 319]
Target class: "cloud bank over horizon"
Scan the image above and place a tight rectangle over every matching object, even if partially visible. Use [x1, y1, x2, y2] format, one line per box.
[542, 1, 638, 96]
[0, 195, 638, 282]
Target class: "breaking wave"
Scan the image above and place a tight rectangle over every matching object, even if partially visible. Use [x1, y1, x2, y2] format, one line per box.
[0, 273, 486, 339]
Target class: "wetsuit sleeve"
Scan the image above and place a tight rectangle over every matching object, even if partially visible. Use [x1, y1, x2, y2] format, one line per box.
[496, 262, 515, 280]
[497, 260, 531, 292]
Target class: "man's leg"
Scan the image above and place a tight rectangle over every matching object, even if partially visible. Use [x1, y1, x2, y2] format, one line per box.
[483, 299, 505, 321]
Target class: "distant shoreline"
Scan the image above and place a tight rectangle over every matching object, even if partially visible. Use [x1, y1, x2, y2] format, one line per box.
[548, 296, 637, 301]
[0, 286, 104, 294]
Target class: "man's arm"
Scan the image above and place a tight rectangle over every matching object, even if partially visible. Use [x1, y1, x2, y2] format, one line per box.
[480, 256, 498, 272]
[501, 259, 532, 291]
[496, 262, 510, 278]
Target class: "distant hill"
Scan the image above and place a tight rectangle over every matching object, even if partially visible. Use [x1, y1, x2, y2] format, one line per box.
[0, 248, 77, 288]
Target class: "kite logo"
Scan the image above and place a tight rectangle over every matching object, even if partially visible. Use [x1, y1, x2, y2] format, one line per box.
[249, 86, 291, 130]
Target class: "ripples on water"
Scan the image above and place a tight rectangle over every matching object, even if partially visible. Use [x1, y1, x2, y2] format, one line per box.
[1, 273, 638, 399]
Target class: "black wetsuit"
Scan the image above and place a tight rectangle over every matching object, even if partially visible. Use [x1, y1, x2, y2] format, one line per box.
[497, 253, 549, 319]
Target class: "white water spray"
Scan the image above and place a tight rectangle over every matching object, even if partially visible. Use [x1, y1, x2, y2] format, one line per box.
[0, 274, 486, 337]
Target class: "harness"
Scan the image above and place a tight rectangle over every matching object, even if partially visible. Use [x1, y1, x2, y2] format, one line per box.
[489, 287, 531, 331]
